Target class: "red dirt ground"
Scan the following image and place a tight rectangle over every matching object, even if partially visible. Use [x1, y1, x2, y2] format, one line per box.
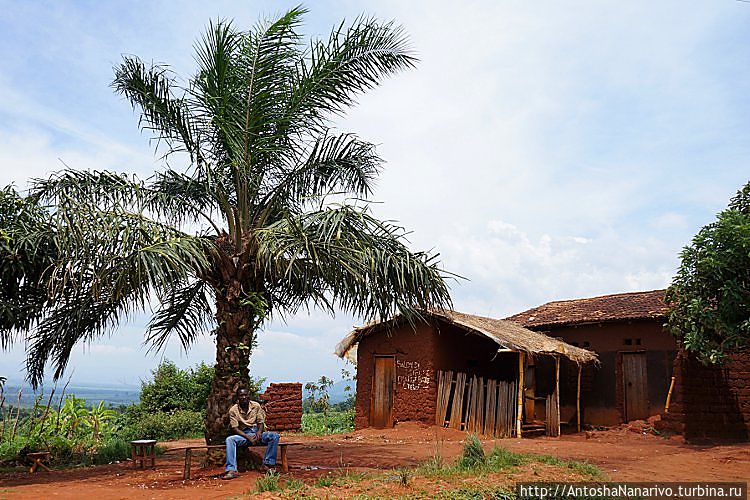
[1, 422, 748, 499]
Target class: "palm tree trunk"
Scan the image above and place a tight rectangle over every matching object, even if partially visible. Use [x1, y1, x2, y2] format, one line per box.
[204, 293, 257, 445]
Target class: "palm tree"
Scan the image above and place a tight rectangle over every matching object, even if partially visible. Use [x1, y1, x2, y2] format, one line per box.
[0, 7, 452, 443]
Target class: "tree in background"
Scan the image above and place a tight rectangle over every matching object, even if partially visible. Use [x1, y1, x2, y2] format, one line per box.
[666, 181, 750, 364]
[0, 8, 452, 444]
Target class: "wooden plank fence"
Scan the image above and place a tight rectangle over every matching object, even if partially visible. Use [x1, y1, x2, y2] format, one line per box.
[435, 370, 517, 437]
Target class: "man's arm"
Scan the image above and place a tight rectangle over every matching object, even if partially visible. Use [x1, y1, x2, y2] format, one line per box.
[255, 404, 267, 439]
[232, 426, 257, 442]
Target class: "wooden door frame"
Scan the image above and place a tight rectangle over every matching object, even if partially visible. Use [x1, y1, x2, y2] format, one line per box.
[621, 350, 648, 422]
[370, 355, 396, 428]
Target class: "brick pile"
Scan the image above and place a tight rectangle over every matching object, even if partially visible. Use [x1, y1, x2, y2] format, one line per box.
[658, 350, 750, 440]
[260, 383, 302, 432]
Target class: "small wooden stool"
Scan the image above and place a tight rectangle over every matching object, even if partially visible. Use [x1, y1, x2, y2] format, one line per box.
[130, 439, 157, 469]
[27, 452, 51, 473]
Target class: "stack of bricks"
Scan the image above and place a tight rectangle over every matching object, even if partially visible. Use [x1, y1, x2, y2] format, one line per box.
[260, 383, 302, 432]
[658, 350, 750, 440]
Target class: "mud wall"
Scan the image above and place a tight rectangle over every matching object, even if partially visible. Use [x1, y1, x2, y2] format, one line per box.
[545, 320, 677, 426]
[259, 383, 302, 432]
[355, 321, 519, 429]
[355, 322, 438, 429]
[658, 351, 750, 441]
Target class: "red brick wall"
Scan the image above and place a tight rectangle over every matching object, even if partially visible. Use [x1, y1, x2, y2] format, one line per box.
[259, 383, 302, 432]
[659, 351, 750, 441]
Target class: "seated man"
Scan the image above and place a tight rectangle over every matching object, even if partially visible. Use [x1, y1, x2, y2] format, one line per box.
[222, 388, 280, 480]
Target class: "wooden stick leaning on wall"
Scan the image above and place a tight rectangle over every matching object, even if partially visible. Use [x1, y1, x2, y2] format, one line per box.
[577, 365, 582, 433]
[555, 356, 561, 437]
[516, 352, 524, 438]
[665, 376, 676, 413]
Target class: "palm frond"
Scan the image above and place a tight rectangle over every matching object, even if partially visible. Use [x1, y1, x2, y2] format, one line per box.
[0, 186, 56, 348]
[287, 16, 417, 133]
[255, 204, 453, 322]
[22, 197, 215, 386]
[113, 56, 201, 160]
[145, 279, 213, 353]
[260, 132, 380, 216]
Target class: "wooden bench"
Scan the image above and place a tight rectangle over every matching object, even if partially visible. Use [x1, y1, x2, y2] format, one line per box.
[178, 442, 300, 479]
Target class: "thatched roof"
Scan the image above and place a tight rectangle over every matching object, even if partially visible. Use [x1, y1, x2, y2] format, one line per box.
[335, 309, 598, 364]
[507, 290, 668, 329]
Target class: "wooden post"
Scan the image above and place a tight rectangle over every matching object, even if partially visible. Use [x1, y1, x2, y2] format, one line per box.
[516, 351, 524, 438]
[576, 364, 582, 433]
[665, 376, 676, 413]
[280, 444, 289, 473]
[555, 356, 561, 437]
[184, 448, 192, 480]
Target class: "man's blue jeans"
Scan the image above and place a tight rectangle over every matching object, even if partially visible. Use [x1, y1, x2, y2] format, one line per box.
[225, 427, 279, 471]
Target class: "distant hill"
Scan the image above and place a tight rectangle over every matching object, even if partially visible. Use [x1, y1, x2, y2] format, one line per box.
[3, 383, 141, 408]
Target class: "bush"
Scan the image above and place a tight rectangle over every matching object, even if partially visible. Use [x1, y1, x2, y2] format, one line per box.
[118, 409, 204, 441]
[301, 409, 354, 435]
[458, 435, 485, 469]
[139, 361, 213, 413]
[92, 437, 131, 464]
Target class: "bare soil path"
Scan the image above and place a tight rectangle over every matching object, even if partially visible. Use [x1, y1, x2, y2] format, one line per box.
[1, 422, 748, 498]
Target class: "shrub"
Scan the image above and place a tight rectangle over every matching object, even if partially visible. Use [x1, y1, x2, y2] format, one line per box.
[458, 435, 486, 469]
[119, 409, 204, 441]
[93, 437, 130, 464]
[301, 409, 354, 435]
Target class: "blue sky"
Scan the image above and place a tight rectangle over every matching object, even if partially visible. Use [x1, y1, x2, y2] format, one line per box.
[1, 1, 749, 388]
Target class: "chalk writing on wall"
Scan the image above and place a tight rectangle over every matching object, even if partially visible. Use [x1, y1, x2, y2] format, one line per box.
[396, 359, 431, 391]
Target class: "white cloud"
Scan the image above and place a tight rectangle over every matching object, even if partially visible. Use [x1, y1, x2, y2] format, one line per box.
[0, 0, 748, 386]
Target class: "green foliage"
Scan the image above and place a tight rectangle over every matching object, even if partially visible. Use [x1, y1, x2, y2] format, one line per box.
[0, 391, 130, 467]
[113, 360, 265, 440]
[138, 360, 215, 413]
[417, 445, 603, 481]
[667, 181, 750, 364]
[315, 474, 335, 487]
[1, 8, 452, 396]
[91, 437, 131, 465]
[458, 435, 486, 469]
[304, 376, 334, 413]
[301, 409, 354, 435]
[255, 470, 281, 492]
[117, 409, 204, 441]
[436, 486, 516, 500]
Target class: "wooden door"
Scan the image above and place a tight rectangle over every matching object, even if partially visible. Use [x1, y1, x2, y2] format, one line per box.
[371, 356, 395, 428]
[622, 352, 648, 421]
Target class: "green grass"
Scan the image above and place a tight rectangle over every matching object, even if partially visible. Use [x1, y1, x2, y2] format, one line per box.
[255, 470, 281, 493]
[416, 440, 604, 481]
[315, 474, 335, 487]
[300, 409, 354, 435]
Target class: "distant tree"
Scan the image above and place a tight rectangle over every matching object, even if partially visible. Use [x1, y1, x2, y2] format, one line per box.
[0, 7, 452, 444]
[304, 375, 334, 414]
[666, 181, 750, 364]
[138, 360, 263, 414]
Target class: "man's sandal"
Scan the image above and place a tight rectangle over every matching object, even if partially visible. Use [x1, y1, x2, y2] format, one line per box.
[221, 470, 240, 480]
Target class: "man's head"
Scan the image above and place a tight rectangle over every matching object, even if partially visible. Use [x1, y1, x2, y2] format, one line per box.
[236, 388, 250, 404]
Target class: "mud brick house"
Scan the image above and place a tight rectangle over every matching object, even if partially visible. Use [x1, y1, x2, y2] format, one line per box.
[507, 290, 676, 427]
[336, 310, 596, 437]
